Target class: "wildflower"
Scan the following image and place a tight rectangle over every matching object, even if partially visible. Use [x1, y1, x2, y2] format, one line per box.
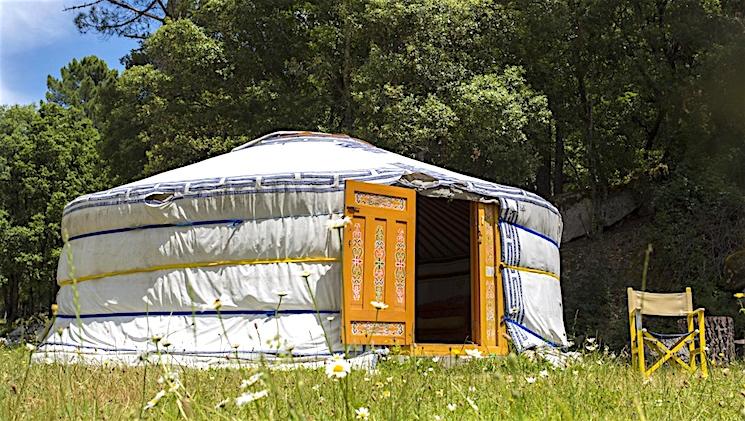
[466, 397, 479, 412]
[382, 390, 391, 398]
[385, 376, 393, 383]
[735, 292, 745, 299]
[276, 291, 289, 298]
[326, 315, 336, 322]
[355, 407, 370, 419]
[325, 354, 351, 379]
[235, 389, 269, 407]
[450, 349, 461, 356]
[212, 299, 222, 310]
[138, 351, 150, 362]
[447, 403, 457, 412]
[435, 389, 444, 397]
[525, 376, 537, 384]
[465, 349, 483, 359]
[584, 337, 598, 352]
[143, 390, 166, 410]
[371, 301, 389, 310]
[25, 343, 36, 352]
[539, 369, 549, 378]
[51, 303, 59, 316]
[434, 416, 443, 421]
[468, 386, 476, 393]
[432, 356, 440, 363]
[327, 217, 352, 230]
[240, 373, 264, 389]
[214, 398, 230, 409]
[151, 335, 163, 344]
[301, 270, 312, 278]
[312, 384, 321, 391]
[161, 341, 172, 348]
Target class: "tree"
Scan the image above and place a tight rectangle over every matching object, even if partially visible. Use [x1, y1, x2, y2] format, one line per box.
[67, 0, 195, 39]
[46, 56, 118, 124]
[0, 104, 108, 322]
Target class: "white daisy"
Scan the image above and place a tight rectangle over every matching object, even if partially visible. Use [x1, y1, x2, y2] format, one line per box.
[235, 389, 269, 407]
[355, 406, 370, 419]
[370, 301, 389, 310]
[325, 354, 351, 379]
[465, 348, 483, 359]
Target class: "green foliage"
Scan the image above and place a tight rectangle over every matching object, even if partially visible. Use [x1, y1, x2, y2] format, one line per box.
[0, 104, 109, 321]
[46, 56, 118, 124]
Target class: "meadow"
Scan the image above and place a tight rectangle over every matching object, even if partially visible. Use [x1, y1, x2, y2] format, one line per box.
[0, 345, 742, 420]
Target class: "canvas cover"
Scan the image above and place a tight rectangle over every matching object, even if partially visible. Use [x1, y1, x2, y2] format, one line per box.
[37, 132, 567, 364]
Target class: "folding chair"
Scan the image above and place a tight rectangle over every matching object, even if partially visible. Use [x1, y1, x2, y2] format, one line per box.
[627, 287, 707, 377]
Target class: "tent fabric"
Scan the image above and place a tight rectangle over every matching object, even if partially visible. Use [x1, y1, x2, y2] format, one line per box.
[38, 132, 567, 364]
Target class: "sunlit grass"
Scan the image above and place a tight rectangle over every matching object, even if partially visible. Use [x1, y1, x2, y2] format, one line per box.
[0, 346, 742, 420]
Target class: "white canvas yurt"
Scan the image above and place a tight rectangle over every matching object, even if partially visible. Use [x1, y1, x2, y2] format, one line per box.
[37, 131, 567, 365]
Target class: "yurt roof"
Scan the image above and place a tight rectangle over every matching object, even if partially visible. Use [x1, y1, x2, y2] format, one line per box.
[64, 131, 562, 242]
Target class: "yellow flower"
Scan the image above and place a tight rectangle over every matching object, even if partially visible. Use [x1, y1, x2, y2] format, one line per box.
[371, 301, 389, 310]
[734, 293, 744, 299]
[212, 298, 222, 310]
[50, 304, 59, 316]
[382, 390, 391, 399]
[325, 354, 351, 379]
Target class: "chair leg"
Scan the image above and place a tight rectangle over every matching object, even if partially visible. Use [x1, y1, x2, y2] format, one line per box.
[698, 315, 708, 377]
[687, 315, 696, 372]
[637, 329, 646, 376]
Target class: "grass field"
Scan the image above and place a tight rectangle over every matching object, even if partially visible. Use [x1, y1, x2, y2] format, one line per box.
[0, 346, 743, 420]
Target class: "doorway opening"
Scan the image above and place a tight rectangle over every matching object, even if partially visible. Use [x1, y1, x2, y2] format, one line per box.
[414, 195, 473, 343]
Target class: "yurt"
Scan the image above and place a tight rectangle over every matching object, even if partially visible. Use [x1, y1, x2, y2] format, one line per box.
[37, 131, 567, 365]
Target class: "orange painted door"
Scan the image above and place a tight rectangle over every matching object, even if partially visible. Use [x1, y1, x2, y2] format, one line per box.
[475, 203, 508, 354]
[342, 181, 416, 345]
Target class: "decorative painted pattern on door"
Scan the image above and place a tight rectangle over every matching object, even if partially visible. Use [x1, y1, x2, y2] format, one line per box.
[475, 202, 507, 353]
[342, 181, 416, 345]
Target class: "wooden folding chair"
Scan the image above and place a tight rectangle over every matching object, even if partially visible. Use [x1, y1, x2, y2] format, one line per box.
[627, 287, 707, 378]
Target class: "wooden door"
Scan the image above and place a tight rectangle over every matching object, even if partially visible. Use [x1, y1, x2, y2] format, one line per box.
[342, 181, 416, 345]
[473, 203, 508, 354]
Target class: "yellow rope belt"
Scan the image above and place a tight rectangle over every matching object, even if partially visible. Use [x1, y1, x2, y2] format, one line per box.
[58, 256, 341, 286]
[502, 264, 560, 282]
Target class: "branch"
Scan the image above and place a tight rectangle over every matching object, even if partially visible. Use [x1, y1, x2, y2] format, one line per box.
[106, 0, 165, 22]
[63, 0, 104, 11]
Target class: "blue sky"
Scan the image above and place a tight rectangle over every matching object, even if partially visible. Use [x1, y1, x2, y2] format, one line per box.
[0, 0, 138, 105]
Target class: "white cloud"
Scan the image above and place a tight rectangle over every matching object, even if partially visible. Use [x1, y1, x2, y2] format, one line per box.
[0, 0, 77, 56]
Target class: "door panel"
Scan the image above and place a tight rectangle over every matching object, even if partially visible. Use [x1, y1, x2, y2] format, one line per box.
[474, 203, 507, 352]
[343, 181, 416, 345]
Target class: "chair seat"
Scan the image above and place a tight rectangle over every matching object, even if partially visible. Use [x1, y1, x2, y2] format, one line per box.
[645, 331, 690, 340]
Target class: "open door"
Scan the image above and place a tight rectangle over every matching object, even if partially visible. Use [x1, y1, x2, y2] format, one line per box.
[342, 181, 416, 345]
[473, 202, 508, 354]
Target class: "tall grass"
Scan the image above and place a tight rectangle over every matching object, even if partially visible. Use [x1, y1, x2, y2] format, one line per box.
[1, 345, 742, 420]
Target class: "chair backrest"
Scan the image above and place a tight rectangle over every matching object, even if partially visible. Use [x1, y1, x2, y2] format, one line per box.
[627, 287, 693, 316]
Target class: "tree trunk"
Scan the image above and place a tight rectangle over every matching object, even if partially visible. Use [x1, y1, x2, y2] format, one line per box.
[553, 118, 565, 195]
[677, 316, 735, 364]
[535, 124, 552, 197]
[3, 276, 19, 323]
